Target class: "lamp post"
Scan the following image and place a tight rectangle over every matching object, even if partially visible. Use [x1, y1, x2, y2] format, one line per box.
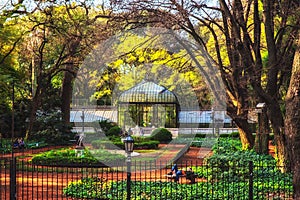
[10, 80, 16, 200]
[123, 135, 134, 200]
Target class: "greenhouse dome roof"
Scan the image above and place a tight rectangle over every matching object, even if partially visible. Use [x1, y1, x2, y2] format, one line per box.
[118, 81, 178, 104]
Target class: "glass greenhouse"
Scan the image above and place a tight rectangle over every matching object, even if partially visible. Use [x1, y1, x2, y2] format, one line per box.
[118, 81, 179, 128]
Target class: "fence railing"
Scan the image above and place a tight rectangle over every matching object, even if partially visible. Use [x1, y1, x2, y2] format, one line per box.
[0, 158, 293, 200]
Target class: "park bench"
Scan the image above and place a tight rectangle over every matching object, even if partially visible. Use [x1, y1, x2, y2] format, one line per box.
[26, 141, 47, 149]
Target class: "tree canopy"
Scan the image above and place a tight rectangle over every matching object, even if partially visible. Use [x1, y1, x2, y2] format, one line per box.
[1, 0, 300, 196]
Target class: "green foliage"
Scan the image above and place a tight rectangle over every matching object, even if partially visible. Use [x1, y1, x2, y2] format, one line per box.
[132, 135, 150, 142]
[0, 139, 12, 153]
[193, 138, 293, 196]
[90, 149, 125, 163]
[64, 178, 292, 200]
[63, 177, 111, 199]
[32, 110, 74, 145]
[195, 133, 207, 138]
[150, 128, 172, 143]
[106, 126, 121, 138]
[91, 139, 123, 149]
[110, 44, 211, 108]
[177, 133, 196, 138]
[63, 139, 292, 200]
[212, 138, 243, 154]
[98, 119, 117, 133]
[91, 137, 159, 150]
[134, 140, 159, 149]
[190, 137, 218, 148]
[29, 148, 125, 166]
[230, 132, 239, 138]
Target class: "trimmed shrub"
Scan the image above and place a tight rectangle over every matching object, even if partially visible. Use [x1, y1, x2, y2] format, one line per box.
[97, 119, 117, 132]
[219, 132, 239, 138]
[91, 139, 159, 150]
[177, 133, 195, 138]
[219, 133, 230, 138]
[91, 139, 124, 149]
[30, 148, 125, 166]
[106, 126, 121, 138]
[134, 140, 159, 149]
[132, 136, 151, 142]
[230, 132, 239, 138]
[195, 133, 207, 138]
[150, 128, 172, 143]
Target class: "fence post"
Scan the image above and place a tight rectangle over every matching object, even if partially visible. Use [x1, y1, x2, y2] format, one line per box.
[248, 161, 253, 200]
[10, 158, 17, 200]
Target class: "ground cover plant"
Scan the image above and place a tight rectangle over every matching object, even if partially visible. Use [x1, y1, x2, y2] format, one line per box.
[0, 139, 13, 153]
[194, 138, 292, 198]
[64, 177, 291, 199]
[63, 138, 292, 199]
[29, 147, 125, 166]
[91, 137, 159, 150]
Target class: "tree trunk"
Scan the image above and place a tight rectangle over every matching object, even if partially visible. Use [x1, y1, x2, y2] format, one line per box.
[233, 118, 254, 149]
[26, 82, 43, 140]
[285, 34, 300, 198]
[268, 102, 289, 172]
[61, 38, 81, 126]
[61, 67, 75, 126]
[254, 108, 269, 154]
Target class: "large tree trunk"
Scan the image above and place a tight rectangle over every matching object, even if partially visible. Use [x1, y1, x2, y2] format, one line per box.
[268, 102, 289, 172]
[254, 108, 269, 154]
[233, 118, 254, 149]
[26, 69, 45, 140]
[61, 66, 75, 126]
[61, 39, 81, 126]
[285, 34, 300, 198]
[262, 0, 290, 170]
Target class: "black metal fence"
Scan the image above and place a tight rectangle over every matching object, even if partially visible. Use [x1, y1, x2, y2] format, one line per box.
[0, 158, 293, 200]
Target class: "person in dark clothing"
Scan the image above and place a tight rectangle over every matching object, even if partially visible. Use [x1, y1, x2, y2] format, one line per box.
[13, 139, 19, 148]
[18, 138, 25, 149]
[185, 167, 196, 183]
[171, 164, 185, 182]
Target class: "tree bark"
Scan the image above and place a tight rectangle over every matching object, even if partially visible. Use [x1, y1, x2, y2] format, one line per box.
[26, 77, 44, 140]
[285, 33, 300, 198]
[61, 66, 75, 125]
[268, 101, 289, 171]
[262, 0, 290, 169]
[254, 108, 269, 154]
[233, 117, 254, 149]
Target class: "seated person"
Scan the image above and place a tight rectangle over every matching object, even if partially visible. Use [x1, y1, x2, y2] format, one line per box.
[185, 167, 196, 183]
[171, 164, 185, 182]
[13, 139, 19, 148]
[18, 138, 25, 149]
